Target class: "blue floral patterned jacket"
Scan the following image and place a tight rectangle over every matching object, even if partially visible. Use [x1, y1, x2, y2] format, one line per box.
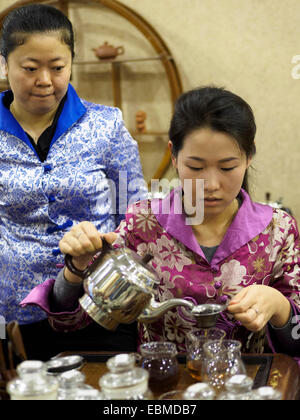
[0, 84, 147, 324]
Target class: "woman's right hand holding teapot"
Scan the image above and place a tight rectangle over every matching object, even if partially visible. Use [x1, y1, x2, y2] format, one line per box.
[59, 221, 117, 284]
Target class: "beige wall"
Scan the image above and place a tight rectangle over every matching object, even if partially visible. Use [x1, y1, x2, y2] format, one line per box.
[0, 0, 299, 222]
[118, 0, 300, 222]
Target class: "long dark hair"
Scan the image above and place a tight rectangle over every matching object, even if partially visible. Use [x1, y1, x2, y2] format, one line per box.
[0, 4, 75, 59]
[168, 86, 256, 192]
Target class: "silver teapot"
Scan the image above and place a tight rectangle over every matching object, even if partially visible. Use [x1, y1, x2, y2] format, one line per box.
[65, 239, 226, 330]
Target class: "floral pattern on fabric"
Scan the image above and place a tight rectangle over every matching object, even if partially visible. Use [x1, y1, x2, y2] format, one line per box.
[113, 200, 300, 353]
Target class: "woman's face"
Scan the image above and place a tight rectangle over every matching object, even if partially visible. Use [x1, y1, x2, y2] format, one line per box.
[5, 32, 72, 116]
[170, 127, 252, 219]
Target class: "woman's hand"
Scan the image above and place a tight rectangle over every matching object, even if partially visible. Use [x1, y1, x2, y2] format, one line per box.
[227, 285, 291, 331]
[59, 221, 117, 283]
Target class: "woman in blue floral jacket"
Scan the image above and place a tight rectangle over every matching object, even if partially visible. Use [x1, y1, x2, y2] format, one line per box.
[0, 4, 146, 358]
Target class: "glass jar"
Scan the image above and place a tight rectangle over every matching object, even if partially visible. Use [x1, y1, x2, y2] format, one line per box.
[217, 374, 254, 400]
[158, 390, 185, 400]
[57, 370, 94, 400]
[159, 382, 216, 400]
[183, 382, 216, 400]
[7, 360, 59, 400]
[75, 389, 104, 400]
[252, 386, 282, 400]
[99, 353, 152, 400]
[138, 342, 180, 394]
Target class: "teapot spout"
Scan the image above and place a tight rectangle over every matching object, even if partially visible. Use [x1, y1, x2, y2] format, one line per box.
[138, 297, 194, 324]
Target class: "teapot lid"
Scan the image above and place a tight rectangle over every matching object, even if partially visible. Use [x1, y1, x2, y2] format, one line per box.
[99, 354, 149, 399]
[183, 382, 216, 400]
[58, 370, 86, 388]
[114, 247, 159, 292]
[106, 353, 136, 373]
[225, 374, 253, 393]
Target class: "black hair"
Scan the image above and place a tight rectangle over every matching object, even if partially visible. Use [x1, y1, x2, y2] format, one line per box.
[168, 86, 256, 192]
[0, 4, 75, 59]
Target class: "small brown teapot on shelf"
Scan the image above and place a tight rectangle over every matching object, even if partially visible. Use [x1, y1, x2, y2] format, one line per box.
[92, 42, 125, 60]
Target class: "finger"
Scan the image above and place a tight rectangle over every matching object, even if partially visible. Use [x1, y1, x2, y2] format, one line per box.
[66, 223, 101, 254]
[59, 226, 98, 257]
[79, 222, 103, 250]
[101, 232, 118, 245]
[78, 224, 117, 250]
[73, 221, 100, 241]
[228, 293, 258, 314]
[232, 307, 258, 324]
[60, 231, 117, 257]
[59, 234, 91, 257]
[70, 232, 117, 267]
[228, 287, 249, 306]
[238, 313, 266, 333]
[59, 236, 77, 256]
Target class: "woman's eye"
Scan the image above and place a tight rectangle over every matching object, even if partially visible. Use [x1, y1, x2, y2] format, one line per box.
[187, 166, 203, 171]
[221, 167, 236, 171]
[24, 67, 36, 72]
[53, 66, 64, 71]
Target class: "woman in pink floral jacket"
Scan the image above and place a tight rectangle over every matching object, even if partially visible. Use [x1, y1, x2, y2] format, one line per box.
[22, 87, 300, 358]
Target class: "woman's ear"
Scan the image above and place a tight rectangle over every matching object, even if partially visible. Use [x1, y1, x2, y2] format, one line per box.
[246, 155, 253, 169]
[168, 141, 177, 168]
[0, 56, 8, 79]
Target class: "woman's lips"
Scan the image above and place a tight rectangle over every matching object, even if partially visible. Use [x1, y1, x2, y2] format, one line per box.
[204, 197, 222, 206]
[31, 93, 53, 98]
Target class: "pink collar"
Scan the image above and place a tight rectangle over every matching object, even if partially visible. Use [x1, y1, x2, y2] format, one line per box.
[151, 187, 273, 266]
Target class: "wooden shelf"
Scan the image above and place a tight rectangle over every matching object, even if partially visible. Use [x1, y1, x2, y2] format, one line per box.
[73, 54, 172, 65]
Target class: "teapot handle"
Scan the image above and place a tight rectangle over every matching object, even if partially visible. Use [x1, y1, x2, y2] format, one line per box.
[64, 237, 113, 279]
[117, 46, 124, 55]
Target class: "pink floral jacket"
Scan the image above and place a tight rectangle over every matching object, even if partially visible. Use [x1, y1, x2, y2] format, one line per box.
[22, 188, 300, 356]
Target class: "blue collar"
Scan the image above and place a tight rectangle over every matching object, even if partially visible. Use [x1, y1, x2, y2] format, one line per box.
[0, 84, 86, 157]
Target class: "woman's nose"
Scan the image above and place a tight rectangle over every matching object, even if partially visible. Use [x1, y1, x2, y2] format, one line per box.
[36, 69, 51, 85]
[204, 173, 220, 192]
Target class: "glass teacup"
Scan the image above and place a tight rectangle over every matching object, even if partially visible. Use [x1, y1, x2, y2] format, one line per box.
[202, 339, 246, 393]
[185, 328, 226, 381]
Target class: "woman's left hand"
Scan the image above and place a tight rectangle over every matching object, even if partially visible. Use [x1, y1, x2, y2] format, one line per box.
[227, 285, 291, 332]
